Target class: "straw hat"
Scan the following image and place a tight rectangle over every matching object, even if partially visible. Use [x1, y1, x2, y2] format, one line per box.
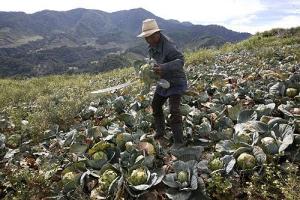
[137, 19, 162, 38]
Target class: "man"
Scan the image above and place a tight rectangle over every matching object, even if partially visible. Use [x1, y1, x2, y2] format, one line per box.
[137, 19, 187, 149]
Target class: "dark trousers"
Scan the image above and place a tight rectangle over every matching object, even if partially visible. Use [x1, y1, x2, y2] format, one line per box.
[151, 93, 183, 143]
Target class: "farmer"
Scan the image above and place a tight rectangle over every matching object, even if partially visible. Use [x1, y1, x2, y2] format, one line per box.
[137, 19, 187, 149]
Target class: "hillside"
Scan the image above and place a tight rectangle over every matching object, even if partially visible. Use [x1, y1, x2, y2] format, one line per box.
[0, 27, 299, 199]
[0, 8, 251, 77]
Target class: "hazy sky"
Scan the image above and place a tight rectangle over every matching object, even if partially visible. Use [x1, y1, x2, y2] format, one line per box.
[0, 0, 299, 33]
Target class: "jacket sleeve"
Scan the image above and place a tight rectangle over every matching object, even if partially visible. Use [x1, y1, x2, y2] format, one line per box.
[160, 44, 184, 73]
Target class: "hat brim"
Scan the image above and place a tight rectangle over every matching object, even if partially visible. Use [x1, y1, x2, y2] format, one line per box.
[137, 29, 162, 38]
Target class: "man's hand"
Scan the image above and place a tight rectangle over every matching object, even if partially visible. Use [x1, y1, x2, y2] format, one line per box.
[153, 64, 162, 76]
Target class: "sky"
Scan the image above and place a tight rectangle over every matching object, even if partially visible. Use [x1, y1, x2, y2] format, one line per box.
[0, 0, 299, 34]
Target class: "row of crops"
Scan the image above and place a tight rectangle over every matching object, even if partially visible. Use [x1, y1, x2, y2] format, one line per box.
[0, 29, 300, 199]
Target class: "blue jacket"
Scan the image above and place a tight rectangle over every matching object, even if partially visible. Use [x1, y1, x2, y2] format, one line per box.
[148, 33, 187, 97]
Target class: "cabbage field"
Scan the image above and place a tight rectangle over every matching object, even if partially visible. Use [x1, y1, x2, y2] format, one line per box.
[0, 27, 300, 199]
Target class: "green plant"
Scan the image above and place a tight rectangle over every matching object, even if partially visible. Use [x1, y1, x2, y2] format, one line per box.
[3, 167, 54, 199]
[244, 161, 300, 199]
[128, 167, 148, 186]
[163, 160, 200, 200]
[209, 158, 223, 171]
[281, 167, 300, 200]
[0, 67, 136, 143]
[184, 49, 217, 66]
[237, 153, 256, 170]
[207, 172, 233, 200]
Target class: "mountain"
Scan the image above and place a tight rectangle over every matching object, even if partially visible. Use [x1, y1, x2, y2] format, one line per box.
[0, 8, 251, 77]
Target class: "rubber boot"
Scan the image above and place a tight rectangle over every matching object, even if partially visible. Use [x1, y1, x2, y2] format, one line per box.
[153, 115, 165, 139]
[151, 93, 167, 139]
[170, 123, 184, 149]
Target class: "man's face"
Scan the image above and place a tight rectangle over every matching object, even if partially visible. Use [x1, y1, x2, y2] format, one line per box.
[145, 32, 160, 47]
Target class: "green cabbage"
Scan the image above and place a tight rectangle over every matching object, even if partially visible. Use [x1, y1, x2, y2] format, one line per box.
[222, 128, 234, 139]
[116, 132, 131, 149]
[177, 171, 188, 183]
[138, 141, 156, 155]
[128, 168, 148, 186]
[139, 63, 159, 84]
[125, 141, 134, 152]
[261, 137, 278, 154]
[237, 153, 256, 169]
[286, 88, 298, 98]
[209, 158, 223, 171]
[92, 151, 107, 160]
[62, 172, 76, 184]
[236, 131, 252, 144]
[260, 115, 272, 124]
[99, 170, 118, 191]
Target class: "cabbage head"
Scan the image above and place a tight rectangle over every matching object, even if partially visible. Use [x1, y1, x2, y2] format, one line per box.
[125, 141, 134, 152]
[92, 151, 108, 160]
[237, 153, 256, 169]
[163, 160, 198, 190]
[138, 141, 156, 156]
[62, 172, 77, 184]
[222, 128, 234, 139]
[261, 137, 278, 154]
[286, 88, 298, 98]
[236, 131, 252, 144]
[116, 132, 132, 149]
[125, 165, 164, 196]
[91, 165, 120, 199]
[139, 63, 159, 84]
[99, 169, 118, 191]
[128, 167, 148, 186]
[177, 171, 189, 183]
[209, 158, 223, 171]
[260, 115, 272, 124]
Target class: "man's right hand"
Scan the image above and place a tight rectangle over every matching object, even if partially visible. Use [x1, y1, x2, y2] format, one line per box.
[153, 64, 162, 76]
